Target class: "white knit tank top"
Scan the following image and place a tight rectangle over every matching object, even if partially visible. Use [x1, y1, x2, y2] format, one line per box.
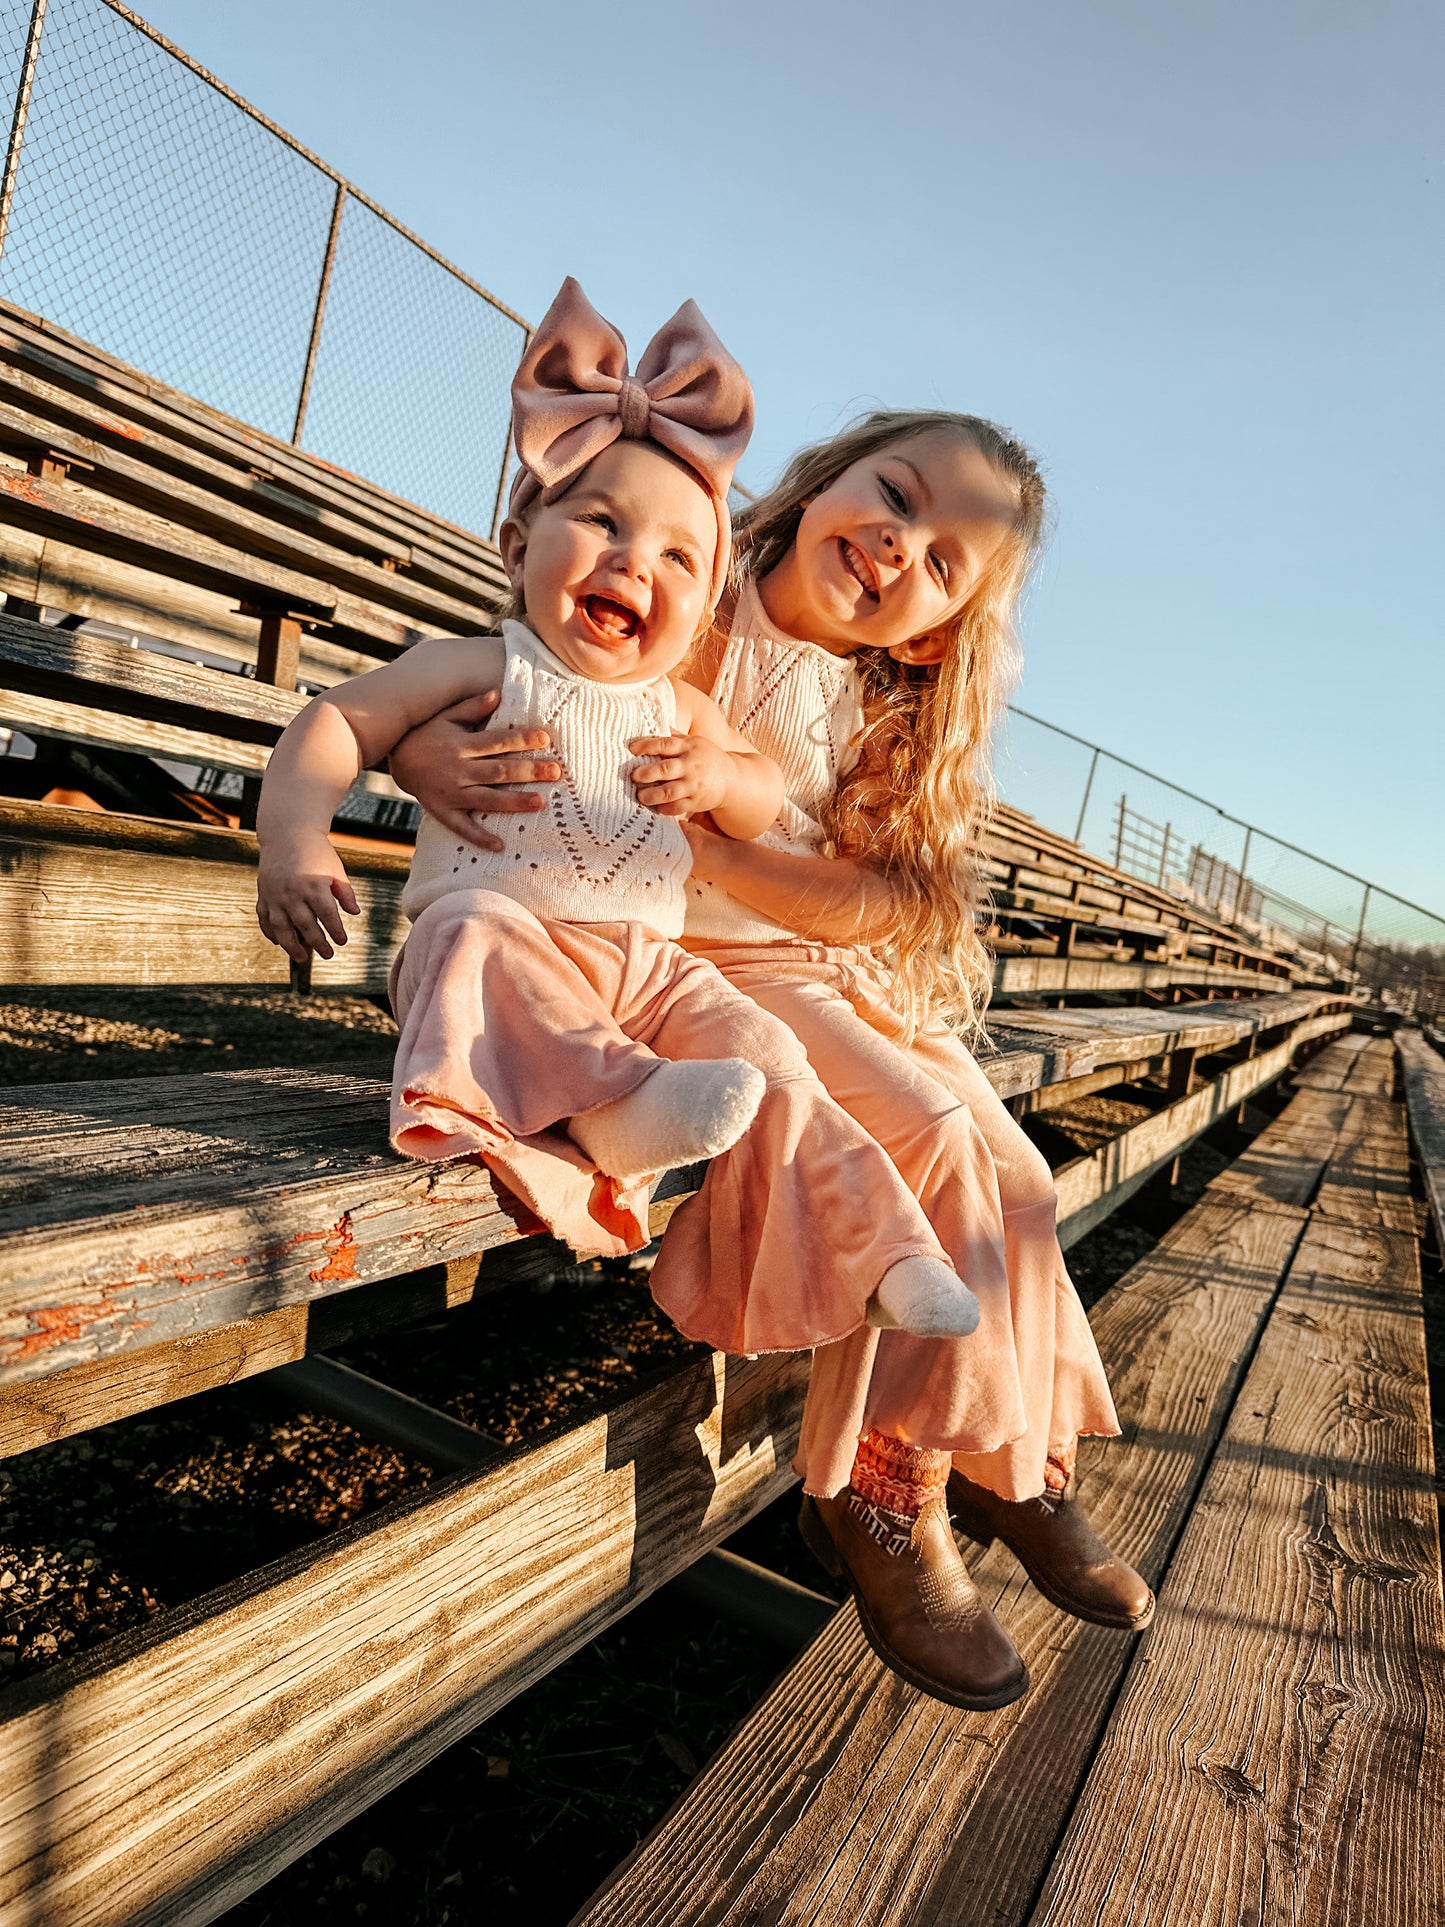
[685, 578, 866, 944]
[403, 621, 692, 936]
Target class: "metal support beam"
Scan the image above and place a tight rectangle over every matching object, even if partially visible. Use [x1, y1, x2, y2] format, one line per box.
[263, 1354, 504, 1470]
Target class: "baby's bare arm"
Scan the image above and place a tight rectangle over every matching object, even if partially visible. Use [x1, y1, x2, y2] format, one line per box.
[629, 682, 784, 841]
[256, 636, 505, 961]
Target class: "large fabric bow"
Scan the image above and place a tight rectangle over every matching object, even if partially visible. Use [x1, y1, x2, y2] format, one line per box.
[507, 276, 754, 605]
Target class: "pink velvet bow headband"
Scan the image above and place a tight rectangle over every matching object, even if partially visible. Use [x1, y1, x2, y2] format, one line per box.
[506, 276, 754, 607]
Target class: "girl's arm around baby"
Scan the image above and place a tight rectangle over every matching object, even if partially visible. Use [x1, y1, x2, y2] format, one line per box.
[256, 635, 505, 963]
[629, 682, 783, 841]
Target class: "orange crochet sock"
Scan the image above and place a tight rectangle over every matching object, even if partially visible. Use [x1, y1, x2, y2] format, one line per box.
[848, 1429, 952, 1557]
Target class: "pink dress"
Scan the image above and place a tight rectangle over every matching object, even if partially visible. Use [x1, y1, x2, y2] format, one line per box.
[682, 583, 1120, 1500]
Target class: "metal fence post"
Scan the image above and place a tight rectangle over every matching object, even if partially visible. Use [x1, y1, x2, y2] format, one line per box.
[1232, 825, 1254, 924]
[1351, 883, 1372, 978]
[0, 0, 47, 262]
[1113, 793, 1126, 869]
[292, 180, 345, 444]
[1072, 746, 1100, 845]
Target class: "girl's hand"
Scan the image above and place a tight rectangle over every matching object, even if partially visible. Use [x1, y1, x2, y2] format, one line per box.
[388, 693, 562, 853]
[257, 832, 361, 964]
[630, 734, 735, 819]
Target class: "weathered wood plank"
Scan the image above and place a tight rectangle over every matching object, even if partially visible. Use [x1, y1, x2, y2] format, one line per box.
[0, 1063, 531, 1387]
[1028, 1102, 1445, 1924]
[0, 798, 408, 990]
[1054, 1011, 1354, 1246]
[0, 1007, 1338, 1394]
[0, 1211, 621, 1456]
[0, 610, 302, 737]
[1397, 1029, 1445, 1248]
[0, 303, 508, 588]
[0, 1346, 809, 1927]
[993, 954, 1290, 996]
[570, 1119, 1335, 1924]
[984, 989, 1338, 1102]
[0, 383, 502, 630]
[0, 513, 399, 684]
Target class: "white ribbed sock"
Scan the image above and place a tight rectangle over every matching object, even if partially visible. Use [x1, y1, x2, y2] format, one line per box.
[867, 1257, 981, 1338]
[570, 1057, 766, 1182]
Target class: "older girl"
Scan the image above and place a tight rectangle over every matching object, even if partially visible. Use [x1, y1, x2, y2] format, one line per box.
[392, 407, 1152, 1706]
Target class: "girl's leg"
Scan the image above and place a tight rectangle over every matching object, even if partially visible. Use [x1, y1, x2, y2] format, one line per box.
[612, 947, 970, 1357]
[733, 969, 1148, 1628]
[722, 971, 1114, 1495]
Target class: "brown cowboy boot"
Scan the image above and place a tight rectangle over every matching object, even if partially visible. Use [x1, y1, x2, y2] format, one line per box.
[947, 1470, 1155, 1631]
[799, 1492, 1028, 1710]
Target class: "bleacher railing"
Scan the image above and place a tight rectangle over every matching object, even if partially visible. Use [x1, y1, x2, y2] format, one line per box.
[0, 0, 528, 536]
[1001, 704, 1445, 1013]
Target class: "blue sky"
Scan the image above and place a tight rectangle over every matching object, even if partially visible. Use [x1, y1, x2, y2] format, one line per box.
[67, 2, 1445, 915]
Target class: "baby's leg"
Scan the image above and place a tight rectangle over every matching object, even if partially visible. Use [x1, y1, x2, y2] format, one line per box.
[391, 891, 760, 1177]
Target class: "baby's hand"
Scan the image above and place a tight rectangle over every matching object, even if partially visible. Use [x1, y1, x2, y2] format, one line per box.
[630, 734, 734, 819]
[256, 831, 361, 964]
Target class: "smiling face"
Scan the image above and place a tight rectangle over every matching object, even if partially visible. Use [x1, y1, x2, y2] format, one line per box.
[757, 428, 1023, 663]
[499, 440, 717, 683]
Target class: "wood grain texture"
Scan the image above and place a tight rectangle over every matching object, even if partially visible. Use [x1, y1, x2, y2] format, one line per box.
[993, 954, 1290, 996]
[0, 609, 303, 737]
[0, 684, 275, 776]
[0, 1061, 535, 1386]
[1398, 1029, 1445, 1248]
[0, 1348, 809, 1927]
[0, 387, 499, 633]
[984, 990, 1339, 1102]
[1029, 1063, 1445, 1925]
[0, 798, 408, 990]
[0, 1216, 624, 1455]
[0, 512, 396, 685]
[571, 1169, 1321, 1924]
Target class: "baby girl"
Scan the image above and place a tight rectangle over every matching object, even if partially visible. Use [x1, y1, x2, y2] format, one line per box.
[254, 278, 981, 1345]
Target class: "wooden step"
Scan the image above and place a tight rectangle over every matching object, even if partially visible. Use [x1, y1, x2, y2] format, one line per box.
[0, 1347, 808, 1927]
[570, 1036, 1442, 1926]
[1398, 1027, 1445, 1245]
[1029, 1040, 1444, 1924]
[0, 993, 1347, 1416]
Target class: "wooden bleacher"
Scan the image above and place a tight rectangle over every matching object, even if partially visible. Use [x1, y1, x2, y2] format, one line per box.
[571, 1033, 1445, 1926]
[0, 296, 1421, 1927]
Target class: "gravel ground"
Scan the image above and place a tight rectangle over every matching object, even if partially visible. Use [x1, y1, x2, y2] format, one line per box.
[0, 986, 396, 1085]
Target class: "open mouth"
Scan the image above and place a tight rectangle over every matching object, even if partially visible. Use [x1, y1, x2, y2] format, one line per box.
[838, 538, 879, 602]
[581, 594, 642, 642]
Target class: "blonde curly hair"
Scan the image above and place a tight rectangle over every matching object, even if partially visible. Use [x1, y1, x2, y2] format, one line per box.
[730, 409, 1047, 1042]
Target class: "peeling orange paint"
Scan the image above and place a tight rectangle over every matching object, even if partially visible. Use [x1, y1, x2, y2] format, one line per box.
[309, 1216, 359, 1284]
[1, 472, 100, 525]
[8, 1301, 118, 1361]
[103, 418, 145, 440]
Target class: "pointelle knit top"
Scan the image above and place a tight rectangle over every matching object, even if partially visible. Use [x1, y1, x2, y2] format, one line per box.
[684, 576, 866, 944]
[402, 620, 692, 937]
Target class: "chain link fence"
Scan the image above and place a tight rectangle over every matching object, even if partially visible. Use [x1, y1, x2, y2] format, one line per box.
[0, 0, 527, 535]
[998, 705, 1445, 1011]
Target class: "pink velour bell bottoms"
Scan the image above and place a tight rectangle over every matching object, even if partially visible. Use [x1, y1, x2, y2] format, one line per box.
[387, 889, 959, 1357]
